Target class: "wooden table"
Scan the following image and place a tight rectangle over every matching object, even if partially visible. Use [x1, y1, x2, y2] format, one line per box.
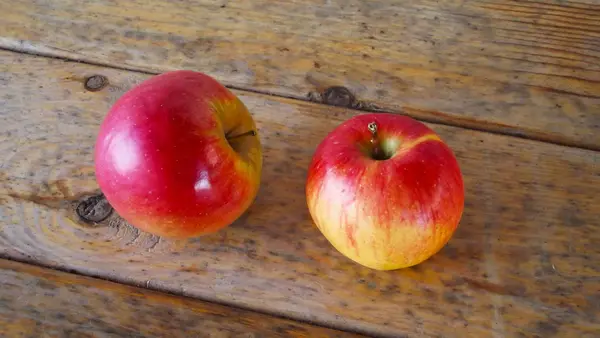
[1, 1, 599, 337]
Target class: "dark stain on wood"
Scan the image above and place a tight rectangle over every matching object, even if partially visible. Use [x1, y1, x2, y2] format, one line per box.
[560, 202, 585, 228]
[535, 320, 560, 336]
[463, 278, 526, 298]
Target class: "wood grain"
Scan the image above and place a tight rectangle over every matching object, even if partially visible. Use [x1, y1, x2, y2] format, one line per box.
[2, 50, 600, 337]
[0, 259, 362, 338]
[1, 0, 599, 149]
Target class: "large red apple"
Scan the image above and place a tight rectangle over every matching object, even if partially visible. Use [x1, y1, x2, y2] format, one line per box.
[94, 71, 262, 238]
[306, 113, 464, 270]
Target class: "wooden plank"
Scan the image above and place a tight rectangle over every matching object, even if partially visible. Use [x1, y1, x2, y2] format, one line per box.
[0, 259, 361, 338]
[1, 0, 599, 150]
[1, 50, 600, 337]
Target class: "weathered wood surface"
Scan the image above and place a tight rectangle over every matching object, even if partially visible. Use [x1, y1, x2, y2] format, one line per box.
[0, 259, 361, 338]
[1, 0, 599, 149]
[1, 50, 600, 337]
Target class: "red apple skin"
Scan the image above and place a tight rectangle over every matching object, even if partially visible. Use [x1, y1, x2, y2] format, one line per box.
[306, 113, 464, 270]
[94, 70, 262, 238]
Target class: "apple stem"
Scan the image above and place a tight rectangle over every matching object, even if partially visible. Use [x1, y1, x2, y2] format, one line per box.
[368, 122, 382, 159]
[226, 129, 256, 141]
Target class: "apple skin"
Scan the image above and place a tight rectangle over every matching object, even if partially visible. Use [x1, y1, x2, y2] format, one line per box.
[94, 70, 262, 238]
[306, 113, 464, 270]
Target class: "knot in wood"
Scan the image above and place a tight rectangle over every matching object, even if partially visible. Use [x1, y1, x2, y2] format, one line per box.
[76, 194, 113, 224]
[84, 75, 109, 92]
[322, 86, 356, 107]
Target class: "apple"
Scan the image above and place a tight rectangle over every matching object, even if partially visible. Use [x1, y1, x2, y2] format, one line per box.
[306, 113, 464, 270]
[94, 70, 262, 238]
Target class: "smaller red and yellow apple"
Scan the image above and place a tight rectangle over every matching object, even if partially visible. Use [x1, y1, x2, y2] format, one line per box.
[306, 113, 464, 270]
[94, 70, 262, 238]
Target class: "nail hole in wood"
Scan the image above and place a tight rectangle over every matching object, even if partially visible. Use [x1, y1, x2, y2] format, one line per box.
[322, 86, 356, 107]
[76, 194, 113, 224]
[84, 75, 109, 92]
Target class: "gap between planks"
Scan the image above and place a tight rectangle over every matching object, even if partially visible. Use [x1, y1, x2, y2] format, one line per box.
[1, 45, 598, 153]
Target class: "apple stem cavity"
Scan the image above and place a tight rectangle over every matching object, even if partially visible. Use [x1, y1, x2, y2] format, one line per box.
[226, 129, 257, 141]
[368, 122, 386, 161]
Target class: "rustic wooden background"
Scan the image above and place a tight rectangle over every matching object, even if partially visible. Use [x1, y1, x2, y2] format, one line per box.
[1, 0, 599, 337]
